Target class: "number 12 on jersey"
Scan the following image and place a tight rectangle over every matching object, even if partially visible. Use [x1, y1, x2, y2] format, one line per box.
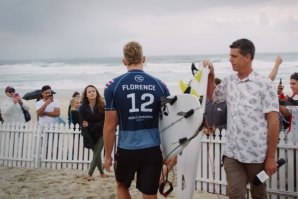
[127, 93, 154, 113]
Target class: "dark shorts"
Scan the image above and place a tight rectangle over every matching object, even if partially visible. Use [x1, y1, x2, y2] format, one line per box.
[114, 146, 163, 195]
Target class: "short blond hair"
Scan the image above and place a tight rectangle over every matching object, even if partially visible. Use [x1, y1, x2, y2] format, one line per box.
[70, 97, 79, 106]
[123, 41, 143, 65]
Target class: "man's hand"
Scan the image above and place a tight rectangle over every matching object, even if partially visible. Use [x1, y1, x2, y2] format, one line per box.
[12, 97, 19, 104]
[275, 55, 283, 66]
[45, 97, 53, 105]
[202, 59, 214, 76]
[103, 156, 113, 172]
[264, 158, 277, 177]
[12, 94, 21, 104]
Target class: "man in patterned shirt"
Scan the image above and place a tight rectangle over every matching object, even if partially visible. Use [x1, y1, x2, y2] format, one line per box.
[206, 38, 279, 199]
[103, 41, 170, 199]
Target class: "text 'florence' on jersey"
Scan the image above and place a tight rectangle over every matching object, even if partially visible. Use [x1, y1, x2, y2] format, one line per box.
[104, 70, 170, 149]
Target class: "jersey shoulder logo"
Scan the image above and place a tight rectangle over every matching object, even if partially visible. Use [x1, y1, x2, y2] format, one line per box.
[105, 79, 114, 90]
[134, 75, 144, 82]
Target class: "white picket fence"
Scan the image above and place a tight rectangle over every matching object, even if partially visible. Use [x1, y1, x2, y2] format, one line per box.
[196, 129, 298, 199]
[0, 122, 94, 170]
[0, 122, 297, 198]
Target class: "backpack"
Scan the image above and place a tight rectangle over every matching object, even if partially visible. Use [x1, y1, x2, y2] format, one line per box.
[21, 106, 31, 122]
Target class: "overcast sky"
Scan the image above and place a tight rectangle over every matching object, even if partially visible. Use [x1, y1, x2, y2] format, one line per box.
[0, 0, 297, 60]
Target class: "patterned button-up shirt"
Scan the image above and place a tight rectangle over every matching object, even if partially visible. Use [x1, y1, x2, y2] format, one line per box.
[213, 71, 279, 163]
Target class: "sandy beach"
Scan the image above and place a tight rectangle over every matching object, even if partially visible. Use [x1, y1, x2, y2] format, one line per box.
[0, 165, 228, 199]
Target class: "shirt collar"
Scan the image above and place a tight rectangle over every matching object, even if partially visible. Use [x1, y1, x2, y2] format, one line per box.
[128, 69, 144, 73]
[236, 70, 257, 83]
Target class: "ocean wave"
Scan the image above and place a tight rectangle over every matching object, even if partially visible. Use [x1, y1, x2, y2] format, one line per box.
[0, 53, 297, 90]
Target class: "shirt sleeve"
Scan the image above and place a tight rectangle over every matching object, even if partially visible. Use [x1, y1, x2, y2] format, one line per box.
[104, 85, 117, 111]
[1, 99, 15, 115]
[35, 100, 44, 110]
[262, 81, 279, 113]
[53, 100, 60, 108]
[161, 81, 170, 96]
[21, 99, 30, 111]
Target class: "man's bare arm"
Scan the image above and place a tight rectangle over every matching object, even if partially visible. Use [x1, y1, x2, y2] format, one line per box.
[264, 111, 279, 176]
[44, 107, 60, 117]
[279, 106, 291, 118]
[202, 60, 215, 100]
[103, 110, 118, 172]
[268, 55, 283, 81]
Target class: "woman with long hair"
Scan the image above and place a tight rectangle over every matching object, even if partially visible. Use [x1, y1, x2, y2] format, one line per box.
[79, 85, 107, 180]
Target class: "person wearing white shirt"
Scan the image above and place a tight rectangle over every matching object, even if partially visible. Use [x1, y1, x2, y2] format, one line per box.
[36, 85, 60, 126]
[1, 86, 30, 123]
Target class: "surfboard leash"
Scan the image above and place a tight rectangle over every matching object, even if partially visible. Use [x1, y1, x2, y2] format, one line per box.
[163, 110, 206, 161]
[162, 120, 205, 161]
[161, 110, 206, 162]
[159, 163, 175, 197]
[206, 130, 223, 199]
[159, 119, 206, 197]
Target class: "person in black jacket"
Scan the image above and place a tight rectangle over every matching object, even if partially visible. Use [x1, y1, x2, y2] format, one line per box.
[204, 78, 227, 134]
[79, 85, 107, 180]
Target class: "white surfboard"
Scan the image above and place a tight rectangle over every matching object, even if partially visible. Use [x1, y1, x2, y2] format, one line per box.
[177, 134, 202, 199]
[159, 94, 203, 161]
[177, 63, 210, 199]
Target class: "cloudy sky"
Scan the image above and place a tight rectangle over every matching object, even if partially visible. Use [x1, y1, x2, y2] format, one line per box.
[0, 0, 297, 60]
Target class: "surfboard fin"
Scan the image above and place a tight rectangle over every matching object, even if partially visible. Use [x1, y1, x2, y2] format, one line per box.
[180, 80, 190, 93]
[179, 80, 199, 97]
[191, 89, 199, 97]
[194, 70, 203, 82]
[191, 62, 198, 76]
[192, 62, 203, 82]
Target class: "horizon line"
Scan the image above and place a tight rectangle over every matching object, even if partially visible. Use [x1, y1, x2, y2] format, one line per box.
[0, 51, 298, 63]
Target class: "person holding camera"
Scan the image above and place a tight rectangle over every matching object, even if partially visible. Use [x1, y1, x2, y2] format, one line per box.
[36, 85, 60, 126]
[0, 86, 30, 123]
[280, 72, 298, 144]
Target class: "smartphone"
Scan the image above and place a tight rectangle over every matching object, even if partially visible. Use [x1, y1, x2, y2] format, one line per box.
[49, 94, 54, 102]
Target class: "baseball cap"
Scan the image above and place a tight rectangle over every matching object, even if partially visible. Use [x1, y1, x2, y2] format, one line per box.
[5, 86, 15, 93]
[41, 85, 51, 92]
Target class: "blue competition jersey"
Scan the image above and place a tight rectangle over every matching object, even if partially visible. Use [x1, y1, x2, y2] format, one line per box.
[104, 70, 170, 149]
